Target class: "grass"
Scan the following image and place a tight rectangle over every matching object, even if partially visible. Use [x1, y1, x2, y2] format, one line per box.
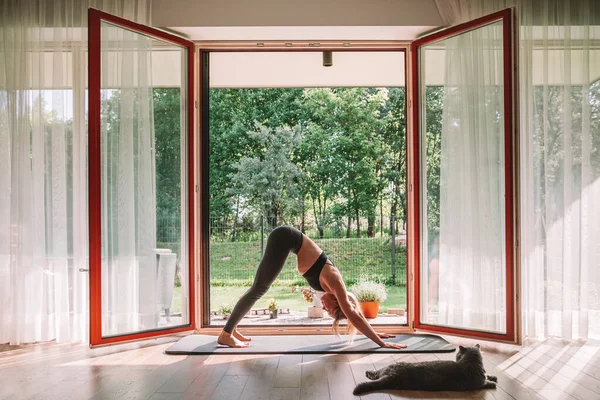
[210, 286, 406, 314]
[168, 236, 408, 316]
[169, 285, 406, 315]
[209, 236, 407, 286]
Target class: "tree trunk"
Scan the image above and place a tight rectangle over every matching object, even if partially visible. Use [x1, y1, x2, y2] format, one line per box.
[355, 208, 360, 237]
[231, 195, 240, 242]
[367, 212, 375, 238]
[266, 209, 277, 231]
[301, 196, 306, 233]
[312, 196, 325, 239]
[346, 216, 351, 238]
[398, 153, 406, 232]
[380, 197, 383, 237]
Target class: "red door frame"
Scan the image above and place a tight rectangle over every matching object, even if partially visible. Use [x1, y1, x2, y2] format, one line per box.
[410, 8, 516, 342]
[88, 8, 195, 346]
[197, 48, 411, 331]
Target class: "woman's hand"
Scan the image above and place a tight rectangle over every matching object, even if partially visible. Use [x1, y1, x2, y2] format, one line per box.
[376, 332, 407, 349]
[380, 342, 408, 350]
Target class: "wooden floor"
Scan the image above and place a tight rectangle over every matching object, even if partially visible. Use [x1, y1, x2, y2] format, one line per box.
[1, 334, 599, 400]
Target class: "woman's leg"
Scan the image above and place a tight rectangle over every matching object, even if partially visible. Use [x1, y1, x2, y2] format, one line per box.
[219, 226, 302, 345]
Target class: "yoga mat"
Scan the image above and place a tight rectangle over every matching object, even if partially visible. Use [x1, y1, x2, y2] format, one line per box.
[165, 333, 455, 355]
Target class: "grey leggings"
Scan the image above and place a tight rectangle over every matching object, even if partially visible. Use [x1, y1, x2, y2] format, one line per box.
[223, 225, 303, 333]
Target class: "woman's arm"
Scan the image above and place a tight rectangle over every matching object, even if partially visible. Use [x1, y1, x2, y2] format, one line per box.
[324, 270, 406, 349]
[339, 299, 387, 346]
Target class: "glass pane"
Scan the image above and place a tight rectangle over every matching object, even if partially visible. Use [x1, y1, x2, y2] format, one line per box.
[419, 21, 506, 334]
[100, 21, 188, 337]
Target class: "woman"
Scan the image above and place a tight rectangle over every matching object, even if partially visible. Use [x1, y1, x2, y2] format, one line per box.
[218, 225, 408, 350]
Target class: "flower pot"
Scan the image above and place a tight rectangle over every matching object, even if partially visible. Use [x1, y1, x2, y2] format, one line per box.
[359, 301, 380, 318]
[270, 309, 278, 319]
[312, 293, 323, 308]
[307, 306, 323, 318]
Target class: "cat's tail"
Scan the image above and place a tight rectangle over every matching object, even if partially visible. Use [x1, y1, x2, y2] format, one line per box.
[353, 380, 383, 395]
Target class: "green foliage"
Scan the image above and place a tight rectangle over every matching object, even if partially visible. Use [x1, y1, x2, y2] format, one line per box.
[424, 86, 444, 233]
[218, 303, 233, 315]
[208, 87, 408, 235]
[228, 123, 302, 229]
[209, 88, 304, 221]
[301, 88, 391, 237]
[380, 88, 407, 226]
[153, 88, 182, 220]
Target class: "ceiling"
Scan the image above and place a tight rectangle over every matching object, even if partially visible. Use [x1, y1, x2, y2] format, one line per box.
[152, 0, 445, 41]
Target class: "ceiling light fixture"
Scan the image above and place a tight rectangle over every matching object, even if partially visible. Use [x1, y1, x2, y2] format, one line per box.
[323, 51, 333, 67]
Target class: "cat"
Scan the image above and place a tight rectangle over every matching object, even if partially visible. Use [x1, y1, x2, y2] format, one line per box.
[353, 344, 497, 395]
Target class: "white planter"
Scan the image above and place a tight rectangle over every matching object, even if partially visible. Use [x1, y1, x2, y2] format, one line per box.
[308, 306, 324, 318]
[312, 292, 323, 308]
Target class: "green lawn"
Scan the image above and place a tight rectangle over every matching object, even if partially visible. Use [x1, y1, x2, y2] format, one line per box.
[170, 285, 406, 315]
[168, 236, 407, 316]
[209, 237, 407, 287]
[210, 285, 406, 314]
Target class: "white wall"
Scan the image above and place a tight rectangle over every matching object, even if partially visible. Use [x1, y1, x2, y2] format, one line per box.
[152, 0, 444, 28]
[93, 48, 597, 88]
[209, 51, 405, 88]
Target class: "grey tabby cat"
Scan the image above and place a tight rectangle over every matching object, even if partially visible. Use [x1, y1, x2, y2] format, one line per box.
[353, 344, 497, 395]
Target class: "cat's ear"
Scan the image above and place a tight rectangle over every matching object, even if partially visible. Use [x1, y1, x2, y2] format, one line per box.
[459, 345, 465, 351]
[476, 344, 481, 349]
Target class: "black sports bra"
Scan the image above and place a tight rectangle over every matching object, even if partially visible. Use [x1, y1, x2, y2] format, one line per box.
[302, 251, 330, 292]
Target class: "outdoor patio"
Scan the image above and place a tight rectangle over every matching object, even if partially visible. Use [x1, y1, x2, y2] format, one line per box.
[210, 309, 407, 326]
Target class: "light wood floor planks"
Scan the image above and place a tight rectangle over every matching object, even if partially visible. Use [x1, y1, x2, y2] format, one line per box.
[1, 334, 599, 400]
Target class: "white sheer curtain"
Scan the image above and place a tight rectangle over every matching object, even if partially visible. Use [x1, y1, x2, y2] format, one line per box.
[436, 21, 507, 333]
[0, 0, 151, 345]
[435, 0, 600, 339]
[100, 22, 158, 336]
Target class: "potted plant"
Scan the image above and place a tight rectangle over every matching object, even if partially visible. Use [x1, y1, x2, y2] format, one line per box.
[292, 285, 323, 318]
[219, 303, 232, 319]
[350, 280, 388, 318]
[267, 298, 279, 319]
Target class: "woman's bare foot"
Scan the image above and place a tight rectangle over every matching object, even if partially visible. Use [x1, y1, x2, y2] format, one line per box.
[232, 328, 251, 342]
[217, 330, 249, 348]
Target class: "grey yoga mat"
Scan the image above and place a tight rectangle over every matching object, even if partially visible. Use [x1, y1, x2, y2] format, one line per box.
[165, 333, 455, 355]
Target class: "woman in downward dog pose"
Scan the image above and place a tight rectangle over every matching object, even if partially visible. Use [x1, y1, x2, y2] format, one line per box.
[218, 225, 407, 350]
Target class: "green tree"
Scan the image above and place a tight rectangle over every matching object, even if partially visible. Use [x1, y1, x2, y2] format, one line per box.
[298, 89, 339, 237]
[229, 123, 302, 229]
[153, 88, 182, 220]
[380, 88, 407, 232]
[424, 86, 444, 234]
[314, 88, 388, 237]
[209, 88, 303, 226]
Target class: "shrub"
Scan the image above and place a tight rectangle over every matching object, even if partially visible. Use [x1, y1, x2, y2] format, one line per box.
[219, 303, 233, 315]
[267, 298, 278, 312]
[350, 280, 388, 303]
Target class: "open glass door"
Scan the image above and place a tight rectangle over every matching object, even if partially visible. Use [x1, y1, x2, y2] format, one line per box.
[411, 9, 516, 341]
[88, 9, 195, 345]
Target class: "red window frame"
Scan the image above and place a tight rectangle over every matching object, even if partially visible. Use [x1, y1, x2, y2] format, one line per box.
[88, 8, 196, 346]
[410, 8, 516, 342]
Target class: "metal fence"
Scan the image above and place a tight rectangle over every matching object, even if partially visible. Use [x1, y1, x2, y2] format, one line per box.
[157, 216, 181, 256]
[207, 215, 407, 287]
[156, 215, 407, 287]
